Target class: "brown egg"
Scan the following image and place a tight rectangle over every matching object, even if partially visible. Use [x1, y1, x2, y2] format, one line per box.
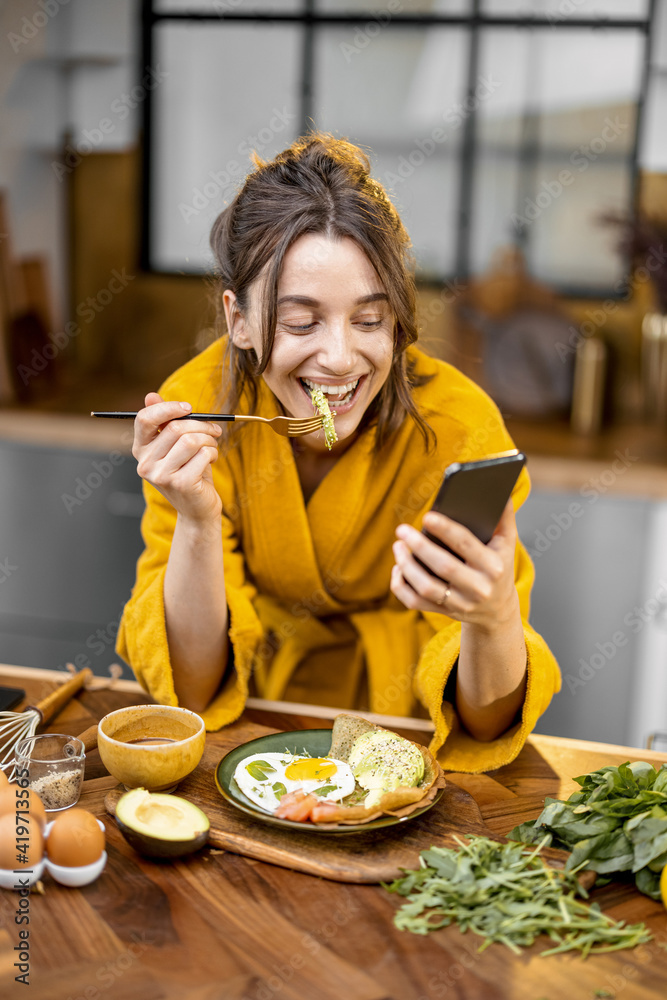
[0, 812, 44, 870]
[0, 769, 9, 790]
[46, 808, 105, 867]
[0, 785, 47, 830]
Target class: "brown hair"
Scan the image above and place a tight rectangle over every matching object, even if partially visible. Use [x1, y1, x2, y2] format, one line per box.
[210, 132, 434, 451]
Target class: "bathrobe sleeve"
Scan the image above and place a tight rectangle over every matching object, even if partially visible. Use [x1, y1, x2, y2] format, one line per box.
[115, 342, 265, 730]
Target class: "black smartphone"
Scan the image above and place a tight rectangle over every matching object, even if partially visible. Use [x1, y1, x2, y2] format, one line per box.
[0, 685, 25, 712]
[420, 450, 526, 570]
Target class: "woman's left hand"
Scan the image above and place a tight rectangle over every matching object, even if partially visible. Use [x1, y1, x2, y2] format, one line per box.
[390, 500, 519, 628]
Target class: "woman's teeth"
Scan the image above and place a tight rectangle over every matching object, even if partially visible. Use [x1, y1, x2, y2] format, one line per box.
[301, 377, 360, 404]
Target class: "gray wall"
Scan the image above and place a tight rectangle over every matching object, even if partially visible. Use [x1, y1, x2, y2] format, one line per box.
[0, 440, 144, 678]
[517, 489, 651, 746]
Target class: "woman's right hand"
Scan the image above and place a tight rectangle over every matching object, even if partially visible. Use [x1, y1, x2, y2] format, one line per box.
[133, 392, 223, 524]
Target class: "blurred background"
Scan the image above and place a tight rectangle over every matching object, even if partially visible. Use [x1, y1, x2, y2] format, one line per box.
[1, 0, 667, 748]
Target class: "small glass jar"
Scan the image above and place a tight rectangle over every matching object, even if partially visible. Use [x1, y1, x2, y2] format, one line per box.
[15, 734, 85, 812]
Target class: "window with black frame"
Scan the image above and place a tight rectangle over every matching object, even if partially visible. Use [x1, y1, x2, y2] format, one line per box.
[141, 0, 653, 295]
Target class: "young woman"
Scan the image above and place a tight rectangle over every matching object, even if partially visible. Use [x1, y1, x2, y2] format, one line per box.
[117, 134, 560, 770]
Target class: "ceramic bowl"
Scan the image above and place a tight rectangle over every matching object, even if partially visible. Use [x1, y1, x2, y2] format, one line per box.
[0, 857, 45, 890]
[43, 817, 106, 887]
[45, 851, 107, 887]
[97, 705, 206, 792]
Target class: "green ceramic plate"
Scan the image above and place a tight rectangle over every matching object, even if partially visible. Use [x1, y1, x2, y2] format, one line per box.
[215, 728, 443, 835]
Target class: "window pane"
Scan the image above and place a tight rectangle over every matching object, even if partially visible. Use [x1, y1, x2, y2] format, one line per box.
[473, 27, 644, 287]
[154, 1, 304, 13]
[317, 0, 470, 11]
[378, 151, 461, 276]
[481, 0, 649, 17]
[150, 22, 301, 272]
[470, 156, 522, 274]
[313, 25, 468, 275]
[530, 161, 634, 287]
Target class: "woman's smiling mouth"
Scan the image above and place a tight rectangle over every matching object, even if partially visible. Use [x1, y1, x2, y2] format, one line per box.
[299, 375, 365, 408]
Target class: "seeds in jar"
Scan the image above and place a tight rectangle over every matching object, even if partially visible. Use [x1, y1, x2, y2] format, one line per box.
[29, 770, 82, 810]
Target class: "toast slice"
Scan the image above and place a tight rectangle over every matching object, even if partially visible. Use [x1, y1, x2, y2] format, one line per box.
[312, 714, 446, 826]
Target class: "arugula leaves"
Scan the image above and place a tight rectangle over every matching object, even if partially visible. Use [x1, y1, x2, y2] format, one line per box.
[384, 835, 650, 956]
[509, 761, 667, 899]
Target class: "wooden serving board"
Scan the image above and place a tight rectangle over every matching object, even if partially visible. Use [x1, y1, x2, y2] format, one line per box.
[102, 718, 588, 885]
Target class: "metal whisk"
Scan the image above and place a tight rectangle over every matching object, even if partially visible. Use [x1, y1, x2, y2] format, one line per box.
[0, 668, 92, 769]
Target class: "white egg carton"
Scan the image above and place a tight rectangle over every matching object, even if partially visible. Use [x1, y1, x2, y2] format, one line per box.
[0, 818, 107, 890]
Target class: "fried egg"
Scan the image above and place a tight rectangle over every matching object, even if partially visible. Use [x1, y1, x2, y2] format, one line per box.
[233, 752, 356, 813]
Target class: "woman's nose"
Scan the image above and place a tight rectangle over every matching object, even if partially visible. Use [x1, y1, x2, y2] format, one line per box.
[317, 325, 357, 375]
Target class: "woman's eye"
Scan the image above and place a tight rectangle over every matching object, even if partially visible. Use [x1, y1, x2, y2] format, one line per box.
[279, 316, 317, 332]
[356, 318, 383, 328]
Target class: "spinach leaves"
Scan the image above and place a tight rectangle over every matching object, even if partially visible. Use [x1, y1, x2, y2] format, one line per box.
[509, 761, 667, 900]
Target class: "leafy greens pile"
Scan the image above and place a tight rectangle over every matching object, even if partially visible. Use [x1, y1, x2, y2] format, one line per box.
[509, 760, 667, 900]
[385, 835, 650, 956]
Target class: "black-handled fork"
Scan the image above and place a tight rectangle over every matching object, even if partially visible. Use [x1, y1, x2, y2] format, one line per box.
[91, 412, 324, 438]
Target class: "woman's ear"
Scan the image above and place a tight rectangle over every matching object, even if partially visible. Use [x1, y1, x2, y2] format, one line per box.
[223, 290, 253, 349]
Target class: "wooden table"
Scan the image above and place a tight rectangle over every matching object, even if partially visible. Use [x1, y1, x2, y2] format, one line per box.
[1, 665, 667, 1000]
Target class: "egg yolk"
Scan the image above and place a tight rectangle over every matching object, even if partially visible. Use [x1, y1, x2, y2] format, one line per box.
[284, 758, 337, 782]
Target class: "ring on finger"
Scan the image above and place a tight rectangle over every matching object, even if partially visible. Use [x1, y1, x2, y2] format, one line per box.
[436, 584, 452, 607]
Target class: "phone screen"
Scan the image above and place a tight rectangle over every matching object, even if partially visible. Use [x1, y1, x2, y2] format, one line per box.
[420, 451, 526, 572]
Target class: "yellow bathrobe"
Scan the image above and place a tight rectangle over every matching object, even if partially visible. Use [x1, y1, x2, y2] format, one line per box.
[117, 338, 560, 771]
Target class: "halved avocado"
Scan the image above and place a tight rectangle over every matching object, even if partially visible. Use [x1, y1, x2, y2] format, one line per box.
[115, 787, 210, 858]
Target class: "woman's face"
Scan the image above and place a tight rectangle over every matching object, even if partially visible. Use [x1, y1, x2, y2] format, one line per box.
[225, 234, 395, 453]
